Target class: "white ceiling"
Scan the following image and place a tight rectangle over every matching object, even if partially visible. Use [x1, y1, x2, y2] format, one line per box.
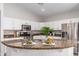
[4, 3, 79, 21]
[14, 3, 79, 19]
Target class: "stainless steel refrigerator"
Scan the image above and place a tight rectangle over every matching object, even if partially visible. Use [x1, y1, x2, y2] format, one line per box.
[62, 22, 78, 56]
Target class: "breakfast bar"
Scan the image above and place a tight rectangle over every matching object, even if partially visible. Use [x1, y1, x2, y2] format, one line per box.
[2, 39, 74, 56]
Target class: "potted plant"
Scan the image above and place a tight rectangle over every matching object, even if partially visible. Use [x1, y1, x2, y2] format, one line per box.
[40, 26, 55, 44]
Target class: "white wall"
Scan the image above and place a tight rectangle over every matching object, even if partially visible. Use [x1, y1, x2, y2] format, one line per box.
[0, 3, 3, 56]
[0, 3, 2, 11]
[44, 18, 79, 30]
[0, 11, 1, 55]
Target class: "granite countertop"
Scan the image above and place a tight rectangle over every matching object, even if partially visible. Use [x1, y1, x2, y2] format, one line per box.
[2, 39, 74, 49]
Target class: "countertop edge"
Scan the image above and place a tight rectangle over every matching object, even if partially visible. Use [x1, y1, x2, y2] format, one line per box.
[2, 41, 74, 50]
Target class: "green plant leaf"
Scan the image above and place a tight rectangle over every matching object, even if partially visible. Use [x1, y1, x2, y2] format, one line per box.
[40, 26, 54, 36]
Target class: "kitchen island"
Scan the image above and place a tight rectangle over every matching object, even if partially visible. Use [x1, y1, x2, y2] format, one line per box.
[2, 39, 74, 56]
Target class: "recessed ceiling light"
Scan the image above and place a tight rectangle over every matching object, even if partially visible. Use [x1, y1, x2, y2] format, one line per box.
[38, 3, 45, 12]
[41, 8, 45, 12]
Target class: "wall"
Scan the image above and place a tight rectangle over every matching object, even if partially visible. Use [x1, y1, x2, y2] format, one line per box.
[0, 11, 1, 55]
[0, 3, 3, 56]
[0, 3, 2, 10]
[44, 18, 79, 30]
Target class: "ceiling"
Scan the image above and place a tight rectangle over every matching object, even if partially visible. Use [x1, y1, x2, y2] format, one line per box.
[4, 3, 79, 21]
[14, 3, 79, 19]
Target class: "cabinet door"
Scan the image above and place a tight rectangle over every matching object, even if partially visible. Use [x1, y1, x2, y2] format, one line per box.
[2, 18, 14, 29]
[13, 19, 22, 30]
[62, 24, 67, 32]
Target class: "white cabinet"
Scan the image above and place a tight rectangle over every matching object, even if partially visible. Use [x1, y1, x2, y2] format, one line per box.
[13, 19, 22, 30]
[2, 17, 44, 30]
[2, 18, 14, 29]
[6, 47, 74, 56]
[2, 17, 26, 30]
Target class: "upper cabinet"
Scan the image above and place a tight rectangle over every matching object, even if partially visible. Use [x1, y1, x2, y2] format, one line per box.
[2, 18, 14, 29]
[2, 17, 25, 30]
